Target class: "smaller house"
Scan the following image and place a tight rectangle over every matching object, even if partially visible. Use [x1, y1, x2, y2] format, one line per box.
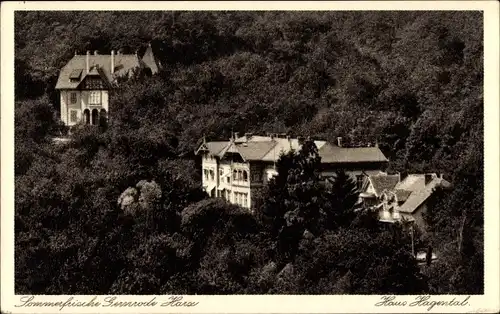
[360, 173, 451, 232]
[359, 172, 400, 206]
[55, 44, 162, 126]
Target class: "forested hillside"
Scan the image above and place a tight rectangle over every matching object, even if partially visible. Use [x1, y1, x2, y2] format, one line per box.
[14, 11, 483, 294]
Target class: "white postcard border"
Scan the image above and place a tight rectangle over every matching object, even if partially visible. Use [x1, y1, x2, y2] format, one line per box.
[1, 1, 499, 313]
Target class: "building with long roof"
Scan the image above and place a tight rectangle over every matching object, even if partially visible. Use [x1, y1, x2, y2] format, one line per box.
[195, 133, 389, 209]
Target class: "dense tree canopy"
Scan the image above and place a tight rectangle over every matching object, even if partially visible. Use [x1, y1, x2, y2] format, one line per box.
[14, 11, 483, 294]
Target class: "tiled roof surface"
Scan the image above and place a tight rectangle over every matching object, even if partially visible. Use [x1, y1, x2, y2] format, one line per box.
[197, 136, 389, 164]
[202, 141, 229, 156]
[369, 174, 400, 196]
[235, 135, 274, 143]
[55, 54, 144, 89]
[318, 142, 388, 163]
[397, 177, 451, 213]
[394, 174, 427, 191]
[394, 189, 412, 202]
[237, 141, 277, 161]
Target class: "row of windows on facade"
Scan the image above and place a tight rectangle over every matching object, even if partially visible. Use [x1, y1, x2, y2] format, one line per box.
[204, 168, 262, 183]
[219, 189, 248, 207]
[70, 108, 107, 125]
[69, 91, 102, 105]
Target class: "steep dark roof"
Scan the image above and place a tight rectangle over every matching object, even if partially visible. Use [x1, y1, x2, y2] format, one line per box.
[369, 174, 400, 196]
[55, 54, 144, 90]
[141, 44, 162, 74]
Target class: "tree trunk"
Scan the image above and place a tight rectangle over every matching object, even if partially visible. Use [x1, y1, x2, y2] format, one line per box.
[458, 209, 467, 255]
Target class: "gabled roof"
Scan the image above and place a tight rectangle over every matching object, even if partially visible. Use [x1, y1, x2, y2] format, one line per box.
[318, 142, 388, 163]
[141, 44, 162, 74]
[55, 54, 145, 90]
[195, 135, 389, 164]
[76, 65, 113, 90]
[368, 174, 400, 197]
[397, 176, 451, 213]
[195, 141, 229, 156]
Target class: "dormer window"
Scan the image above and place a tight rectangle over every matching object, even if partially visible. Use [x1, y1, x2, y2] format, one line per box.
[69, 69, 82, 83]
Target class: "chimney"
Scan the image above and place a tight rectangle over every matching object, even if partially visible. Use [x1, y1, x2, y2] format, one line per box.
[111, 50, 115, 74]
[234, 132, 239, 139]
[337, 137, 343, 147]
[74, 50, 78, 56]
[94, 50, 98, 55]
[86, 51, 90, 73]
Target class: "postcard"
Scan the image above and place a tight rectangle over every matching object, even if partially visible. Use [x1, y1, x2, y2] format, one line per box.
[1, 1, 499, 313]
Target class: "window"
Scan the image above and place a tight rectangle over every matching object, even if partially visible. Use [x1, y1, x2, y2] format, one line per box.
[204, 169, 209, 180]
[69, 110, 78, 123]
[243, 193, 248, 207]
[226, 176, 230, 184]
[83, 109, 90, 124]
[70, 92, 77, 104]
[89, 91, 101, 105]
[219, 169, 223, 178]
[356, 175, 364, 190]
[233, 170, 238, 181]
[209, 169, 215, 181]
[252, 172, 261, 182]
[243, 170, 248, 182]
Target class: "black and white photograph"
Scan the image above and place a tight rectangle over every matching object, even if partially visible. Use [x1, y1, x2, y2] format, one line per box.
[2, 1, 499, 312]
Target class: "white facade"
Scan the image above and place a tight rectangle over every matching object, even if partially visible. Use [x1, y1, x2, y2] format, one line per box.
[60, 90, 109, 126]
[201, 155, 386, 210]
[198, 136, 389, 210]
[201, 153, 254, 209]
